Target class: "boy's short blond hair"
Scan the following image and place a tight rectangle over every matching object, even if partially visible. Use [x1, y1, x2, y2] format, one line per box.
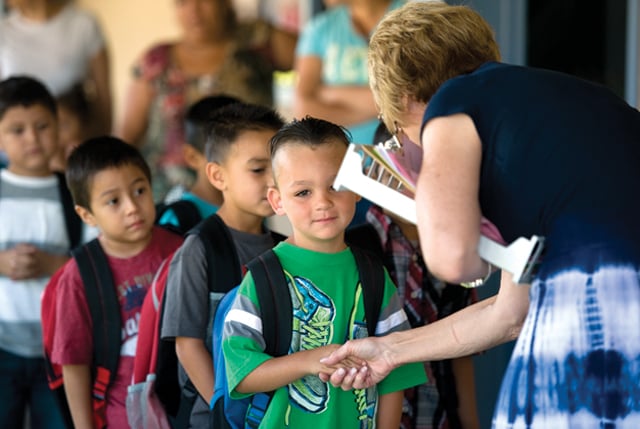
[368, 2, 500, 132]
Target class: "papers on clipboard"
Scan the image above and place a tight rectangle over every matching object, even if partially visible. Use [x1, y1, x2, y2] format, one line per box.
[334, 143, 544, 284]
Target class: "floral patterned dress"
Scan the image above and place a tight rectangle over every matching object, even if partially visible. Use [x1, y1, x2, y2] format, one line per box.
[133, 40, 273, 200]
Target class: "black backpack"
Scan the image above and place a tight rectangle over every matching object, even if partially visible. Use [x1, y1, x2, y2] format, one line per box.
[137, 214, 286, 429]
[42, 239, 120, 429]
[155, 199, 203, 236]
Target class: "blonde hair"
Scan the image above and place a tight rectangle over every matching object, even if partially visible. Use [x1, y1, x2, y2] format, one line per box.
[368, 2, 501, 131]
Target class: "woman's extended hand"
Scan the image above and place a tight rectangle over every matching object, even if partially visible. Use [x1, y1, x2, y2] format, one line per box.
[317, 336, 396, 390]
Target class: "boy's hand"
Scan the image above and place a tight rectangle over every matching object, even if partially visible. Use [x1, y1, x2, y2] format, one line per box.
[311, 344, 365, 375]
[0, 244, 68, 280]
[0, 244, 38, 279]
[236, 344, 369, 394]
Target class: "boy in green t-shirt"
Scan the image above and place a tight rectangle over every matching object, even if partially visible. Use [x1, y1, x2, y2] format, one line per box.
[222, 116, 426, 428]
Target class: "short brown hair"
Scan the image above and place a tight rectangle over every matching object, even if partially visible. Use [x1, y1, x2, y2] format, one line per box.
[269, 116, 350, 186]
[368, 2, 500, 131]
[205, 102, 284, 163]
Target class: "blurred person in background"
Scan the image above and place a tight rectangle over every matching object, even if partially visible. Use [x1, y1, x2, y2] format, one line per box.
[117, 0, 275, 201]
[0, 0, 112, 137]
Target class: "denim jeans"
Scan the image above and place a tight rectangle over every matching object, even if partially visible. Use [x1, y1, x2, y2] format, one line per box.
[0, 348, 66, 429]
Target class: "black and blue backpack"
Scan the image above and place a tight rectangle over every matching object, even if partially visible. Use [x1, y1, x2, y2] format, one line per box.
[209, 236, 386, 429]
[154, 199, 203, 236]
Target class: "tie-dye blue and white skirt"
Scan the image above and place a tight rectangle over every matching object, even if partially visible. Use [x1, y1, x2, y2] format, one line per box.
[492, 243, 640, 429]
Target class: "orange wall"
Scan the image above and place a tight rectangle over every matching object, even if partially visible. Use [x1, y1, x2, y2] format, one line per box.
[77, 0, 180, 129]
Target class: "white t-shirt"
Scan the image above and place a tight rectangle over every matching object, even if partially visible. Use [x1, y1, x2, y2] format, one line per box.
[0, 4, 105, 95]
[0, 170, 69, 357]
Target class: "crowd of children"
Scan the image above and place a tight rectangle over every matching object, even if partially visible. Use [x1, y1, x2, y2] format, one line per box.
[0, 73, 479, 429]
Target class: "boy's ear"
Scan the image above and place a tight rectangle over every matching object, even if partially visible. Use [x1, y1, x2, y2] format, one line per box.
[267, 187, 286, 215]
[205, 161, 225, 191]
[74, 205, 97, 227]
[182, 144, 204, 170]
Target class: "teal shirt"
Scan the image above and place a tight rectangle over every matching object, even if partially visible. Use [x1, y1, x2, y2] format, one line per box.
[223, 242, 426, 428]
[295, 0, 405, 145]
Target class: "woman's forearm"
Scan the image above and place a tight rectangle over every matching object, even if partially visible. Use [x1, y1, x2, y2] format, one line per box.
[388, 274, 528, 366]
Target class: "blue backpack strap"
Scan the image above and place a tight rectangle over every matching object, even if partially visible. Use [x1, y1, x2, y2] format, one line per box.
[350, 246, 385, 337]
[242, 250, 292, 429]
[55, 172, 83, 249]
[71, 239, 121, 424]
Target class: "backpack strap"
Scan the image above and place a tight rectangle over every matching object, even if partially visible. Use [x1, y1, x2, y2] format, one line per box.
[246, 249, 292, 357]
[71, 239, 121, 428]
[345, 223, 384, 261]
[350, 246, 385, 337]
[173, 215, 243, 429]
[188, 214, 242, 293]
[55, 172, 83, 249]
[243, 250, 292, 428]
[269, 230, 287, 246]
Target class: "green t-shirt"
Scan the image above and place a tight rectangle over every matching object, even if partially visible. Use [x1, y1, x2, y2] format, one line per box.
[223, 242, 426, 428]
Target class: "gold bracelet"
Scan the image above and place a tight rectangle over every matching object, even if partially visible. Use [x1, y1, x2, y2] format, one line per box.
[460, 262, 494, 288]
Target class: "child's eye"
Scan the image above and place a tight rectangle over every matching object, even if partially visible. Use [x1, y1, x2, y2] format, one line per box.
[9, 126, 24, 135]
[251, 168, 266, 174]
[294, 190, 310, 197]
[133, 187, 146, 196]
[36, 122, 49, 131]
[106, 198, 119, 206]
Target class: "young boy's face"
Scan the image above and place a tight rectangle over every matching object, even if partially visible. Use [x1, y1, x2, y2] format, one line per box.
[207, 129, 275, 220]
[268, 140, 359, 253]
[0, 104, 58, 177]
[76, 164, 156, 257]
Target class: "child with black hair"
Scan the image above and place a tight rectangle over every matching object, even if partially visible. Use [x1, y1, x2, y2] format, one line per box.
[161, 102, 286, 428]
[158, 95, 240, 232]
[0, 76, 77, 429]
[50, 136, 183, 428]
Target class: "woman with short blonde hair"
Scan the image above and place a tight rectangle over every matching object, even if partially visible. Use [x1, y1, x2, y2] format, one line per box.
[321, 3, 640, 429]
[368, 2, 500, 131]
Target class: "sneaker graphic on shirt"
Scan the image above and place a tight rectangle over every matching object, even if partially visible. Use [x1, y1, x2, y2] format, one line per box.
[287, 275, 334, 413]
[354, 385, 377, 429]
